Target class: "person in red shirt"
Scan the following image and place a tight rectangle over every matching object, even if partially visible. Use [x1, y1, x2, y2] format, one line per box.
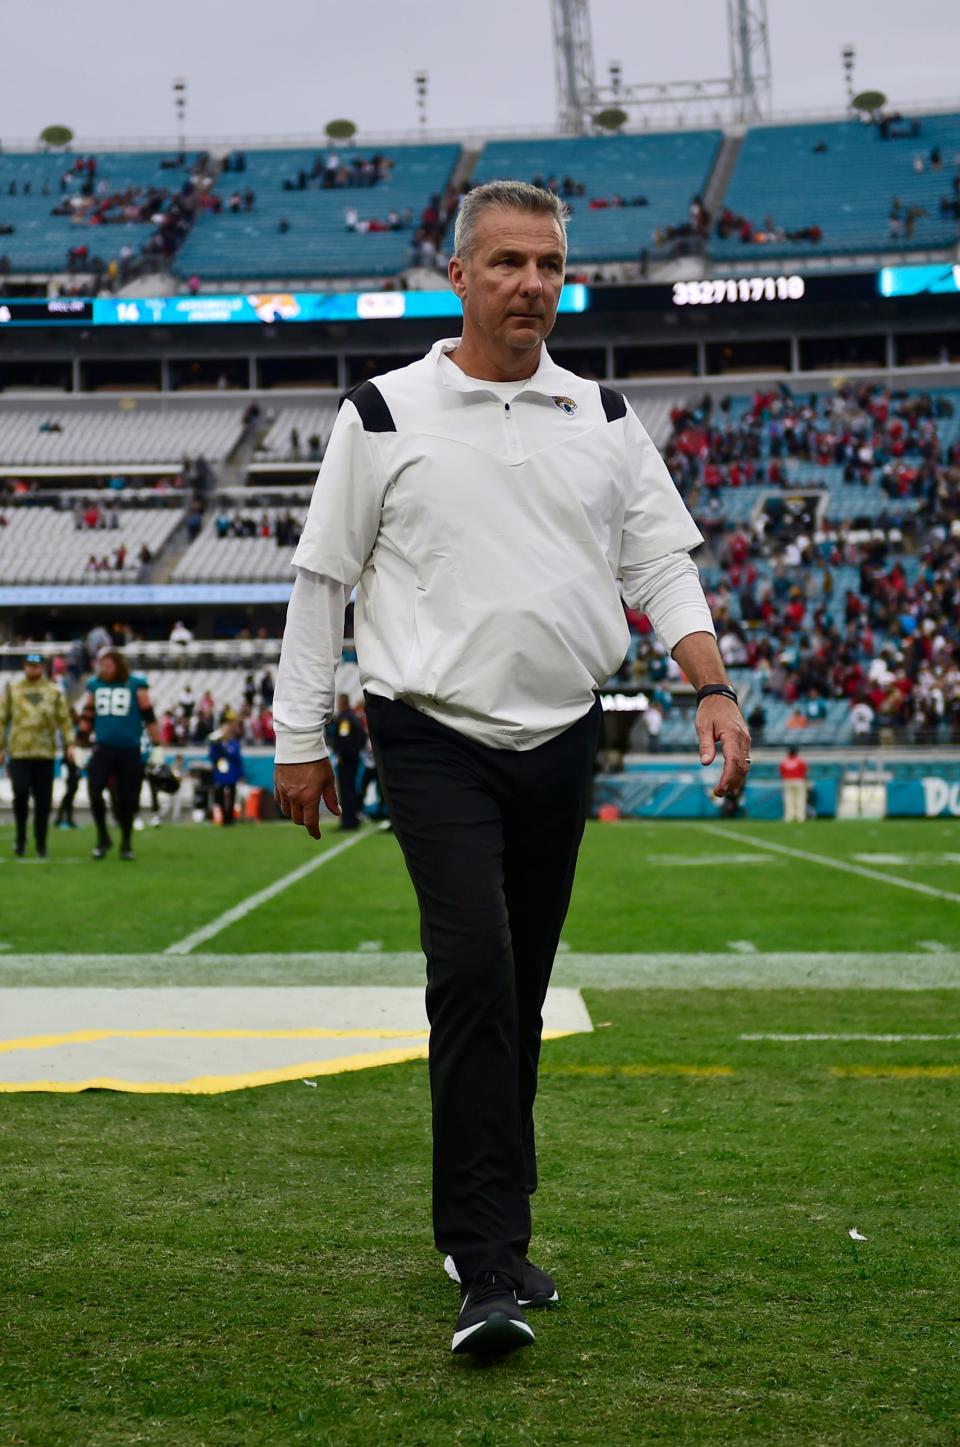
[780, 745, 808, 822]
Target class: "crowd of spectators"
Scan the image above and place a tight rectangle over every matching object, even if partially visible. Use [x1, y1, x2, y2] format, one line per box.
[84, 545, 130, 573]
[281, 151, 395, 192]
[409, 181, 471, 271]
[157, 672, 277, 750]
[714, 206, 822, 246]
[213, 507, 302, 546]
[345, 204, 413, 234]
[664, 384, 958, 508]
[643, 383, 960, 744]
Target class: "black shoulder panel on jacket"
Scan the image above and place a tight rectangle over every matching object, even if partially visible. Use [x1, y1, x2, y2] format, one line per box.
[598, 384, 627, 422]
[339, 379, 396, 432]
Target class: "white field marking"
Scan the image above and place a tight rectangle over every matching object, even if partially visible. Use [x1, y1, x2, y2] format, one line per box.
[164, 825, 385, 956]
[357, 941, 383, 953]
[919, 940, 951, 953]
[695, 823, 960, 905]
[556, 941, 571, 953]
[740, 1032, 960, 1043]
[4, 950, 959, 991]
[727, 940, 758, 954]
[647, 853, 783, 867]
[9, 859, 85, 865]
[855, 853, 960, 867]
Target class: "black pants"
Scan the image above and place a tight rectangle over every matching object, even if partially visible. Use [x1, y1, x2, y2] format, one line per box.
[9, 757, 55, 853]
[87, 745, 143, 847]
[55, 759, 80, 825]
[365, 692, 602, 1288]
[214, 783, 237, 824]
[334, 752, 360, 829]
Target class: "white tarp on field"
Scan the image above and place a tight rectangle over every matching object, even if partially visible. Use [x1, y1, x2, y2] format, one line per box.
[0, 985, 593, 1094]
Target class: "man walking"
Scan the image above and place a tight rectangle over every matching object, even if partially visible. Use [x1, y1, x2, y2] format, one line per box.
[0, 652, 75, 858]
[273, 181, 750, 1356]
[81, 649, 164, 861]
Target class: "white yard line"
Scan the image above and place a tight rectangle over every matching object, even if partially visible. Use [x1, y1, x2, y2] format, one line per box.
[2, 950, 959, 990]
[695, 824, 960, 905]
[740, 1032, 960, 1043]
[165, 826, 385, 956]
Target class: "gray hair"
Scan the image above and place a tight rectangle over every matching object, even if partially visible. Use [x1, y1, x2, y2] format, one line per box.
[453, 180, 570, 261]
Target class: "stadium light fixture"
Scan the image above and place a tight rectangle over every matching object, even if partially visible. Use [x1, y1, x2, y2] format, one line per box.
[414, 71, 429, 129]
[172, 77, 187, 155]
[842, 45, 856, 106]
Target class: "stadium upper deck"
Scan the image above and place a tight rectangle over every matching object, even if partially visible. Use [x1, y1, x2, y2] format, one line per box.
[1, 108, 957, 285]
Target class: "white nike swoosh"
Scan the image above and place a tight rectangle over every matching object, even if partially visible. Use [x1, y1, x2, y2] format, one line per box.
[451, 1318, 535, 1351]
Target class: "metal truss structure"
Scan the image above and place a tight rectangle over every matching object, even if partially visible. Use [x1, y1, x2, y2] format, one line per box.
[550, 0, 772, 133]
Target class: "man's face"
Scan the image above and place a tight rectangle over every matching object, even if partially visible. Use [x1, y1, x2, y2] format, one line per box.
[23, 662, 43, 682]
[450, 207, 566, 359]
[98, 655, 117, 682]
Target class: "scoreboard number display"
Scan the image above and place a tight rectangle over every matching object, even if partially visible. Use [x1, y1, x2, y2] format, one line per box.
[672, 275, 806, 306]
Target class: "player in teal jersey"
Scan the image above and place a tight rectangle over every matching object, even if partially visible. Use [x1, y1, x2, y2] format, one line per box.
[80, 649, 163, 861]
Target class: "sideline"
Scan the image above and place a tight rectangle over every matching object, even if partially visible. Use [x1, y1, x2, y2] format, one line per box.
[164, 824, 386, 955]
[695, 823, 960, 906]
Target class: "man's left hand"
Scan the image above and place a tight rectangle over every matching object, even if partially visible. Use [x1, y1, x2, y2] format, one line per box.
[696, 697, 751, 797]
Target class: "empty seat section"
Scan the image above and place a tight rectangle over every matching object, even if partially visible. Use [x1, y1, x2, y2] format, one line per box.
[0, 507, 183, 583]
[0, 401, 245, 466]
[467, 131, 722, 263]
[174, 144, 460, 279]
[711, 113, 960, 259]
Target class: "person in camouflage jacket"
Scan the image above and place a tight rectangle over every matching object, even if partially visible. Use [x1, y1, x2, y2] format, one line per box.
[0, 652, 75, 858]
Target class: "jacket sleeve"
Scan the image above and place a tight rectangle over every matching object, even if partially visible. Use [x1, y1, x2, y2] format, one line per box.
[273, 568, 350, 764]
[55, 690, 75, 748]
[618, 403, 703, 570]
[289, 399, 388, 585]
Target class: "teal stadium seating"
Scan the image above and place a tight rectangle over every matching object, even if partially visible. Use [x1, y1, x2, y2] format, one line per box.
[0, 152, 197, 271]
[465, 131, 722, 263]
[173, 145, 460, 280]
[712, 114, 960, 259]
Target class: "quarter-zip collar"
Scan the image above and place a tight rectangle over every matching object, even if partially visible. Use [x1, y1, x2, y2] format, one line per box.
[431, 336, 569, 400]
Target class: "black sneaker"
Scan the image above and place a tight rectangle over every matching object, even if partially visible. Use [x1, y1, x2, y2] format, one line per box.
[92, 838, 113, 860]
[119, 847, 135, 862]
[13, 841, 25, 858]
[451, 1271, 535, 1357]
[444, 1254, 559, 1308]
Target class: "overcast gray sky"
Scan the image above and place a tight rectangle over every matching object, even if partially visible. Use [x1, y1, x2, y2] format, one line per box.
[2, 0, 957, 143]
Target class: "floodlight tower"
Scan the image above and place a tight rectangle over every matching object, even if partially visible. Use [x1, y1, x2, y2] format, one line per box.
[550, 0, 597, 134]
[726, 0, 772, 122]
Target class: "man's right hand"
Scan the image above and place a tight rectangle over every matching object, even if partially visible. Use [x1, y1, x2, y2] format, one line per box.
[274, 759, 341, 839]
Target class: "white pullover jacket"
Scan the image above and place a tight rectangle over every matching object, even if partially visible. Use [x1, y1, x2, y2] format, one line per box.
[274, 339, 715, 762]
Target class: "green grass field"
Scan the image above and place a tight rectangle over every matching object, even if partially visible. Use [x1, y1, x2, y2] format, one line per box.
[1, 816, 959, 1444]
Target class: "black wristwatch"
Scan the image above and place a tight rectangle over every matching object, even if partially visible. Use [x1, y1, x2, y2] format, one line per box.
[695, 684, 739, 707]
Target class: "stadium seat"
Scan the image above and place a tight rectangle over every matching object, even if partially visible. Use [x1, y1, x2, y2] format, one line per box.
[174, 144, 460, 280]
[0, 151, 199, 272]
[0, 399, 246, 467]
[464, 131, 723, 263]
[712, 113, 960, 259]
[0, 506, 183, 583]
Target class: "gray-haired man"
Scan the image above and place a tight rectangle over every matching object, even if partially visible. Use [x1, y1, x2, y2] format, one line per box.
[273, 180, 750, 1356]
